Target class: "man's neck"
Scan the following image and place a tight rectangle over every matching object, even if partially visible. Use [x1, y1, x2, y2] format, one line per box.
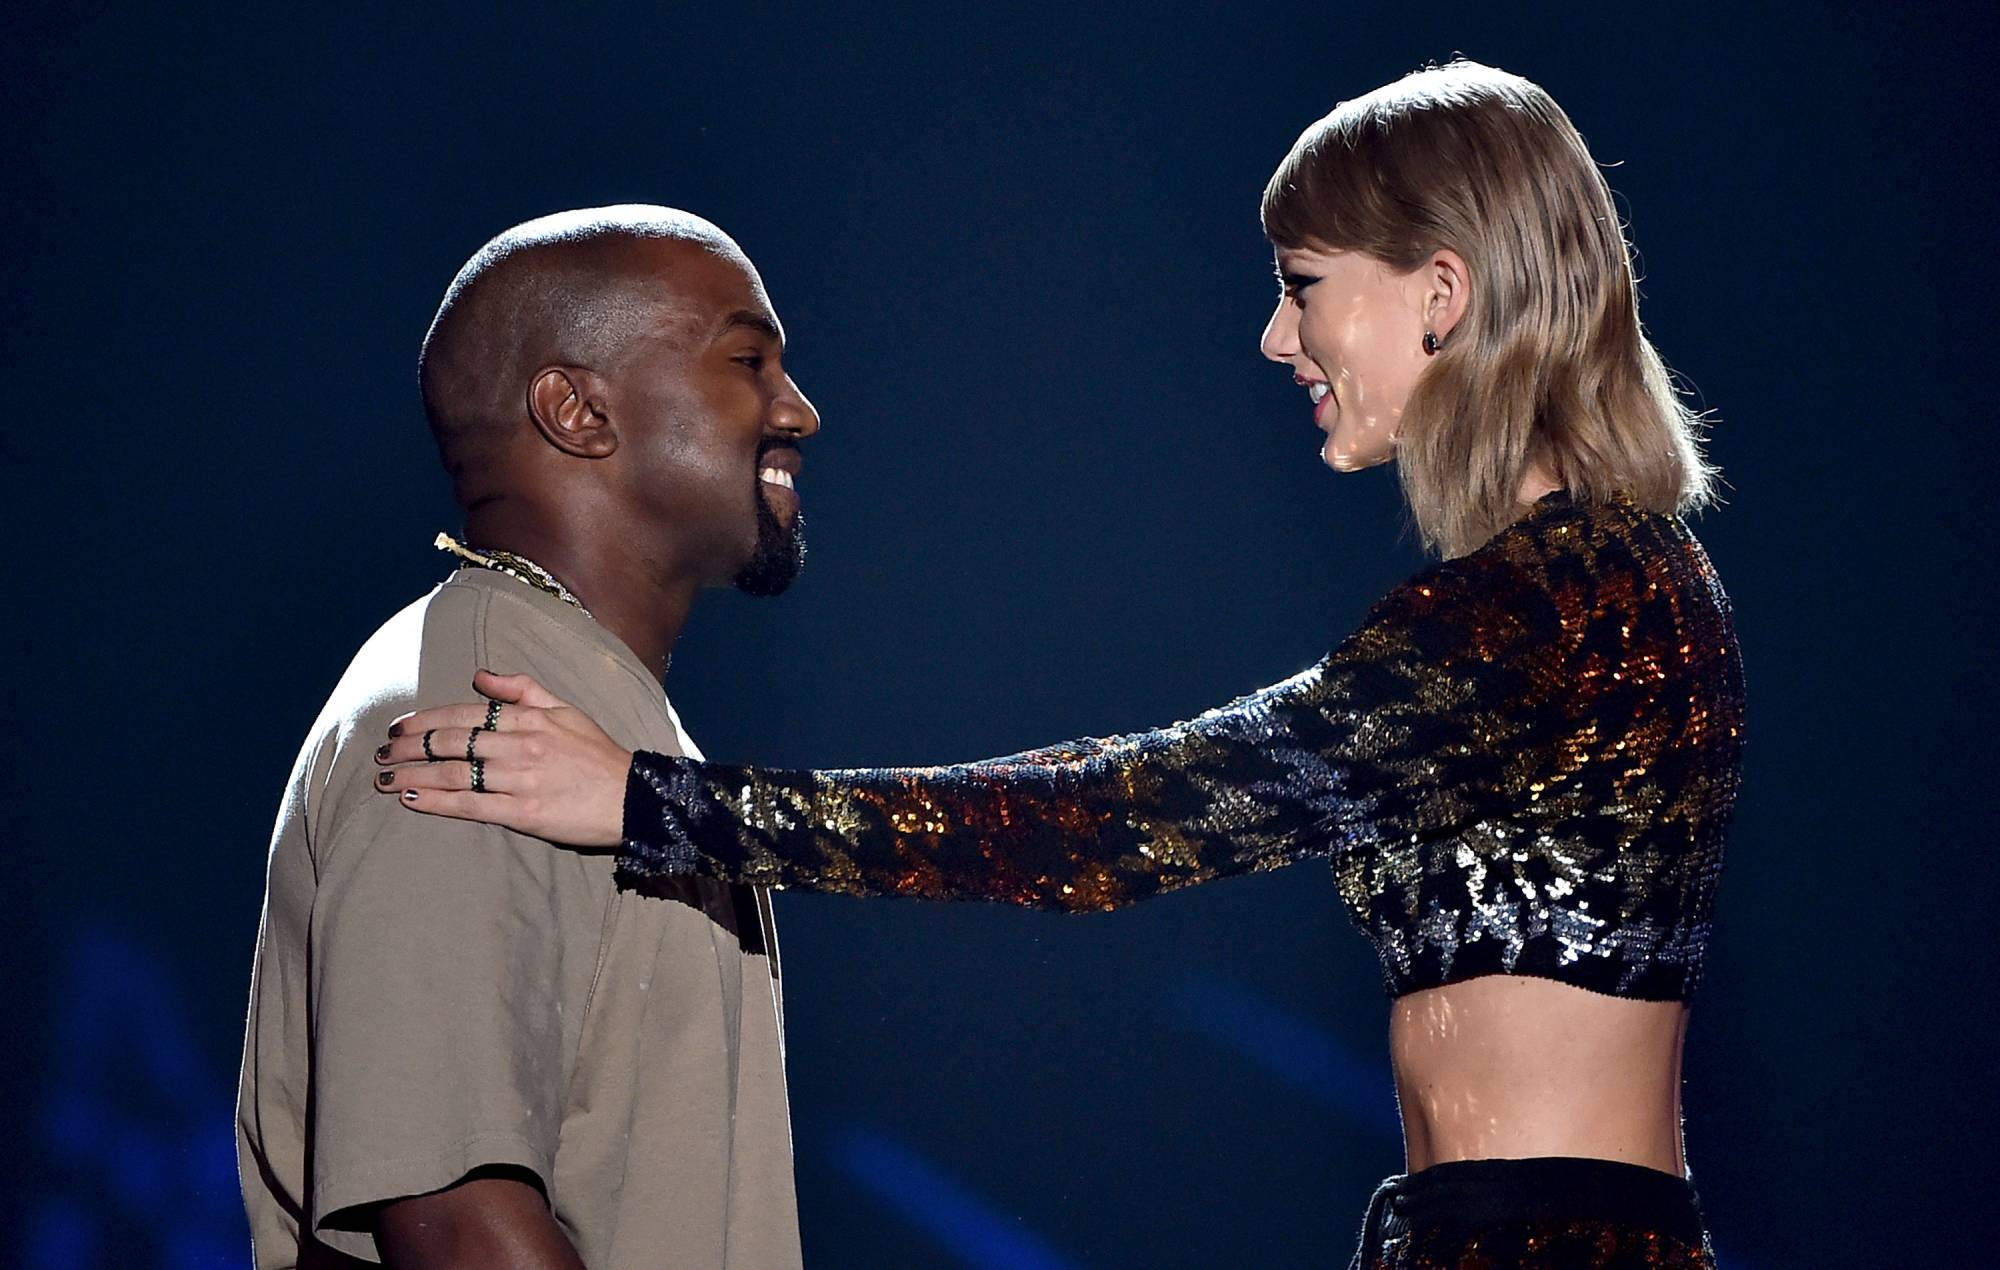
[462, 502, 695, 684]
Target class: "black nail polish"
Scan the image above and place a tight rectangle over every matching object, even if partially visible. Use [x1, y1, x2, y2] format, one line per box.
[377, 772, 394, 787]
[388, 723, 403, 738]
[375, 745, 390, 762]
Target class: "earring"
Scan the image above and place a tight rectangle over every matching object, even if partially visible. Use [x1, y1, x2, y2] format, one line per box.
[1422, 330, 1442, 355]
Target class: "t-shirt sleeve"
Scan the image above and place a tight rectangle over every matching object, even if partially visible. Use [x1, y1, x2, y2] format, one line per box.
[304, 602, 610, 1258]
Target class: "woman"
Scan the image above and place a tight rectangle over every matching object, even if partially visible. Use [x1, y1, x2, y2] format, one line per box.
[376, 61, 1738, 1269]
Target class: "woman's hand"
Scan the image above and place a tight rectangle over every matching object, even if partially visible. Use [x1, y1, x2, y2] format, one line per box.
[373, 670, 632, 847]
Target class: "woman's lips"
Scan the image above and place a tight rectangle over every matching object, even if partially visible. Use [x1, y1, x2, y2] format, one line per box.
[1312, 386, 1335, 428]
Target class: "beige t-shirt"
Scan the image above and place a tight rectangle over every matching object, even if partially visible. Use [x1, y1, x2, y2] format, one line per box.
[237, 568, 800, 1268]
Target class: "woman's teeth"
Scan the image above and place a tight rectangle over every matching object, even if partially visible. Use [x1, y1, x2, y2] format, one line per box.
[759, 467, 795, 491]
[1308, 383, 1331, 404]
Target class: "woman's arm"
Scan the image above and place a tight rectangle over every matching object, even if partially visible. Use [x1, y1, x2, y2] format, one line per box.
[617, 662, 1349, 911]
[616, 551, 1567, 911]
[377, 552, 1567, 913]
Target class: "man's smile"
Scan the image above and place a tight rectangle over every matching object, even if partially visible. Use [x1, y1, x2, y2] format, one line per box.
[756, 445, 802, 520]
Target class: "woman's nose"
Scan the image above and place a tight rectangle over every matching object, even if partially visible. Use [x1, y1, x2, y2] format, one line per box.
[1260, 299, 1299, 363]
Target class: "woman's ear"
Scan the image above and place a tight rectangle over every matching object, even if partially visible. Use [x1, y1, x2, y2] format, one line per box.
[1425, 249, 1472, 342]
[527, 367, 619, 459]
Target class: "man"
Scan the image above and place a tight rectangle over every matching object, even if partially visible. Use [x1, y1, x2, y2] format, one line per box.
[237, 205, 818, 1268]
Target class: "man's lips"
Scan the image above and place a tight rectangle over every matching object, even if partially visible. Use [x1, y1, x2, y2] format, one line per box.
[758, 445, 801, 493]
[758, 447, 801, 517]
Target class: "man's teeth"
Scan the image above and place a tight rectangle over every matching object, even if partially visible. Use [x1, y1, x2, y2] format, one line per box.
[759, 467, 795, 491]
[1308, 383, 1331, 404]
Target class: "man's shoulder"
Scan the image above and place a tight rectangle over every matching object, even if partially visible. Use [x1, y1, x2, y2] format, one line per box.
[306, 581, 465, 744]
[437, 572, 670, 726]
[318, 572, 668, 769]
[310, 572, 638, 735]
[276, 576, 623, 862]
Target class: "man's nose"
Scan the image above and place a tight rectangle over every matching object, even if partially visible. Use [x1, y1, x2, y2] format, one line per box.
[1260, 298, 1298, 364]
[771, 377, 820, 437]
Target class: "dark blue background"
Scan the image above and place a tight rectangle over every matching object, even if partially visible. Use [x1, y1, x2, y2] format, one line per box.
[6, 3, 1994, 1266]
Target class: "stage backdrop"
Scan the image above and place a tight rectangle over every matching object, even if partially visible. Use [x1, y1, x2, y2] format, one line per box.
[6, 3, 1994, 1266]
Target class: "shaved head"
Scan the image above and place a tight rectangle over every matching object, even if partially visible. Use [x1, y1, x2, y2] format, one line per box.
[418, 204, 747, 491]
[413, 202, 817, 657]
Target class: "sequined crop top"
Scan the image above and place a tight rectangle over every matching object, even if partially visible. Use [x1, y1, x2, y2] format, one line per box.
[616, 491, 1743, 1002]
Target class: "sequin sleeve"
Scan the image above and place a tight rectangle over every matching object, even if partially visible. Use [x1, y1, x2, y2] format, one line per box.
[613, 549, 1570, 912]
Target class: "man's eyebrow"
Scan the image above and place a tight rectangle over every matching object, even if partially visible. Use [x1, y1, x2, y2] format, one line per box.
[717, 310, 783, 343]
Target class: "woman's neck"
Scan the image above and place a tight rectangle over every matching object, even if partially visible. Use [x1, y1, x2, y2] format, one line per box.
[1516, 463, 1562, 505]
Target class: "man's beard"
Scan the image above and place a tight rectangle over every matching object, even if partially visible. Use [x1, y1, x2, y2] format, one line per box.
[732, 488, 806, 597]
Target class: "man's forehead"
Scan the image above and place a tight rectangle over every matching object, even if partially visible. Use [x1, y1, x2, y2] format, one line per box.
[624, 239, 774, 329]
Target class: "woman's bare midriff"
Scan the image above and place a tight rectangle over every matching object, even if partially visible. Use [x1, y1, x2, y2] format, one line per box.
[1389, 975, 1690, 1176]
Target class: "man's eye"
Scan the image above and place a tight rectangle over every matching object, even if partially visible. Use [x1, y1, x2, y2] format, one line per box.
[735, 354, 765, 372]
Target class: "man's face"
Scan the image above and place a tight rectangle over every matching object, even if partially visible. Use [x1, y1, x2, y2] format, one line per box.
[605, 242, 820, 595]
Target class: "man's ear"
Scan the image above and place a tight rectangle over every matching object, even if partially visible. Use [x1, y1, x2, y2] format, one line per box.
[526, 367, 619, 459]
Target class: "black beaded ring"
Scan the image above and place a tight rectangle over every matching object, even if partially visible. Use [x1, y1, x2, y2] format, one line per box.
[470, 757, 486, 793]
[421, 728, 439, 762]
[465, 728, 481, 762]
[483, 699, 504, 732]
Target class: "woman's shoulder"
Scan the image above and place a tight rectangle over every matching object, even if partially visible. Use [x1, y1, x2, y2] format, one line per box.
[1351, 490, 1720, 657]
[1476, 488, 1719, 596]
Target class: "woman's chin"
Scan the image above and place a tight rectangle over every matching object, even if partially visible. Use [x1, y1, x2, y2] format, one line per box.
[1324, 444, 1386, 473]
[1322, 428, 1396, 472]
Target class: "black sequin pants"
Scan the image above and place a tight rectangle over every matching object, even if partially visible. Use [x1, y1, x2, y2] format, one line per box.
[1350, 1157, 1715, 1269]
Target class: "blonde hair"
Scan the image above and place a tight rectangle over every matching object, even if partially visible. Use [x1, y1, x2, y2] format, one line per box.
[1262, 60, 1716, 557]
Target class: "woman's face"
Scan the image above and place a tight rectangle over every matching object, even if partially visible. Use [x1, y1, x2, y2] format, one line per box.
[1259, 245, 1444, 472]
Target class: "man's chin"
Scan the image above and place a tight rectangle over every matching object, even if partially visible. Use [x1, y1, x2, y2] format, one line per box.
[731, 510, 806, 598]
[732, 564, 799, 598]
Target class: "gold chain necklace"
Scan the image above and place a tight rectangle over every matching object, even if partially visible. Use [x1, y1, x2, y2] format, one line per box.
[435, 532, 592, 617]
